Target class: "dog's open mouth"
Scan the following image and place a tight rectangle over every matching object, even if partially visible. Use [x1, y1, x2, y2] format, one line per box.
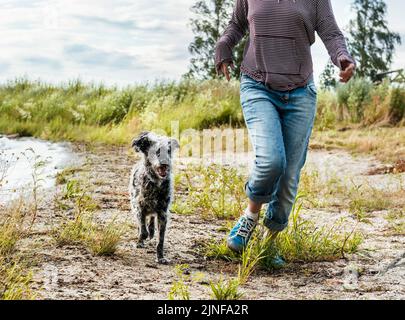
[156, 165, 169, 178]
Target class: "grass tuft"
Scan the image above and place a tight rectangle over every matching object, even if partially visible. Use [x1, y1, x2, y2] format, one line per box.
[209, 278, 243, 300]
[205, 195, 363, 272]
[0, 211, 25, 257]
[54, 179, 125, 256]
[0, 201, 35, 300]
[174, 164, 246, 220]
[55, 167, 82, 185]
[0, 258, 34, 300]
[269, 197, 363, 264]
[87, 219, 127, 256]
[385, 209, 405, 236]
[168, 265, 191, 300]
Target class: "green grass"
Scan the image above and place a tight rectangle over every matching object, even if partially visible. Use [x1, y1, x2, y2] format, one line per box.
[173, 164, 246, 220]
[0, 201, 35, 300]
[385, 209, 405, 235]
[55, 211, 94, 247]
[0, 78, 243, 144]
[0, 207, 25, 257]
[168, 264, 243, 300]
[1, 77, 403, 146]
[55, 207, 126, 256]
[0, 258, 34, 300]
[176, 161, 401, 272]
[54, 179, 125, 256]
[175, 163, 405, 224]
[311, 127, 405, 164]
[204, 195, 363, 271]
[298, 168, 405, 214]
[209, 278, 243, 300]
[87, 219, 127, 256]
[237, 233, 270, 283]
[0, 158, 127, 300]
[0, 150, 36, 300]
[168, 265, 192, 300]
[269, 198, 362, 264]
[55, 167, 83, 185]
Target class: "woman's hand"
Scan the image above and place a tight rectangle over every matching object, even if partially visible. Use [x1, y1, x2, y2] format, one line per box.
[339, 59, 355, 83]
[221, 62, 234, 82]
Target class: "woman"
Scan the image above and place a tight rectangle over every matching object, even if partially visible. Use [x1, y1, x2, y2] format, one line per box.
[215, 0, 355, 259]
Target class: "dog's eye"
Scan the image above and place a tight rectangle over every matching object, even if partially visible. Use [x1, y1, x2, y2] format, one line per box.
[156, 149, 161, 157]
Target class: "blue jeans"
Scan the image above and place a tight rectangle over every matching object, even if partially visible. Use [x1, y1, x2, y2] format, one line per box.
[240, 73, 317, 232]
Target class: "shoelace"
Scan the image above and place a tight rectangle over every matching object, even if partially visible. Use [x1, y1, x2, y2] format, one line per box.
[236, 217, 255, 238]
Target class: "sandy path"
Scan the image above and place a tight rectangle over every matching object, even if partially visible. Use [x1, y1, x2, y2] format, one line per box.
[26, 144, 404, 300]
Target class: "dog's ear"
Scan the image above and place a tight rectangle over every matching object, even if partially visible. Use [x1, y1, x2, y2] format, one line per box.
[170, 138, 180, 151]
[132, 132, 152, 153]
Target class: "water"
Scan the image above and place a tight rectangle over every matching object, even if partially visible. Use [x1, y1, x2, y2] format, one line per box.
[0, 136, 76, 203]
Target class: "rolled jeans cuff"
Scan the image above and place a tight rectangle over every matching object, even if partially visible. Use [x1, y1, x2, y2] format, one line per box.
[263, 216, 288, 232]
[244, 182, 272, 204]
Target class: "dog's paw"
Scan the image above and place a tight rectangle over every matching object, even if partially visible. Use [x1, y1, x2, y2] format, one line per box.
[156, 257, 170, 265]
[137, 242, 146, 248]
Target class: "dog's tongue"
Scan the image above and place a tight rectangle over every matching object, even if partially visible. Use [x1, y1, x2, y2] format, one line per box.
[157, 166, 168, 177]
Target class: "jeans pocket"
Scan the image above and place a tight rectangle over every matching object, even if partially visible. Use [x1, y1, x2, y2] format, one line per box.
[306, 82, 317, 96]
[240, 73, 261, 94]
[240, 74, 249, 94]
[241, 73, 255, 83]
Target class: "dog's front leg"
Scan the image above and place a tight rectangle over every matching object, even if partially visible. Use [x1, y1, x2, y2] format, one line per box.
[156, 213, 168, 264]
[137, 212, 149, 248]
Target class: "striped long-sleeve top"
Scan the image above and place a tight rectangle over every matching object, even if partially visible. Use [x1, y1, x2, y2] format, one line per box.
[215, 0, 355, 90]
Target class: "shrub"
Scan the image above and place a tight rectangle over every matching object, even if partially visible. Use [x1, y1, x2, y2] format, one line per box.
[389, 87, 405, 124]
[363, 80, 391, 125]
[93, 90, 134, 125]
[315, 90, 338, 130]
[337, 78, 373, 123]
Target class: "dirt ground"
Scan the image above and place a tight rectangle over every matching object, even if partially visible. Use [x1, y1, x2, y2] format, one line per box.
[23, 143, 405, 300]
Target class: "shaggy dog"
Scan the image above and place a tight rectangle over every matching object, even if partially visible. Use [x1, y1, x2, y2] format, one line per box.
[129, 132, 179, 264]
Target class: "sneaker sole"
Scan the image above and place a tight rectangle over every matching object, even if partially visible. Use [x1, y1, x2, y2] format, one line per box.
[227, 238, 244, 253]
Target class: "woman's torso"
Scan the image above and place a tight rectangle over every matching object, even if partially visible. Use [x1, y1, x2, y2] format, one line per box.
[242, 0, 318, 90]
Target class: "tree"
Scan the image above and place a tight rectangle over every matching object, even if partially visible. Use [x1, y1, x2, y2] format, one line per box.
[348, 0, 401, 81]
[319, 60, 338, 90]
[186, 0, 247, 79]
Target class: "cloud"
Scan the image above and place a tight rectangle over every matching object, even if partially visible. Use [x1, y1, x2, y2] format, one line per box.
[0, 0, 402, 85]
[0, 62, 10, 73]
[0, 0, 44, 9]
[72, 14, 164, 32]
[72, 15, 137, 30]
[23, 56, 63, 70]
[64, 44, 141, 70]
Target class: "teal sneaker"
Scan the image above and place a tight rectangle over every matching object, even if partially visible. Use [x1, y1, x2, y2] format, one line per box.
[227, 215, 257, 253]
[270, 254, 286, 269]
[262, 230, 286, 269]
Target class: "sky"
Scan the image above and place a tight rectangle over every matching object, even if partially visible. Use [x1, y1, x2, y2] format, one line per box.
[0, 0, 404, 86]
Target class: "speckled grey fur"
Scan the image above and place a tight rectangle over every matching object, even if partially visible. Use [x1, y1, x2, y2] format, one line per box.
[129, 132, 179, 264]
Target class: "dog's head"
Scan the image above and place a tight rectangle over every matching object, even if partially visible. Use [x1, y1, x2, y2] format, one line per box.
[132, 132, 179, 180]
